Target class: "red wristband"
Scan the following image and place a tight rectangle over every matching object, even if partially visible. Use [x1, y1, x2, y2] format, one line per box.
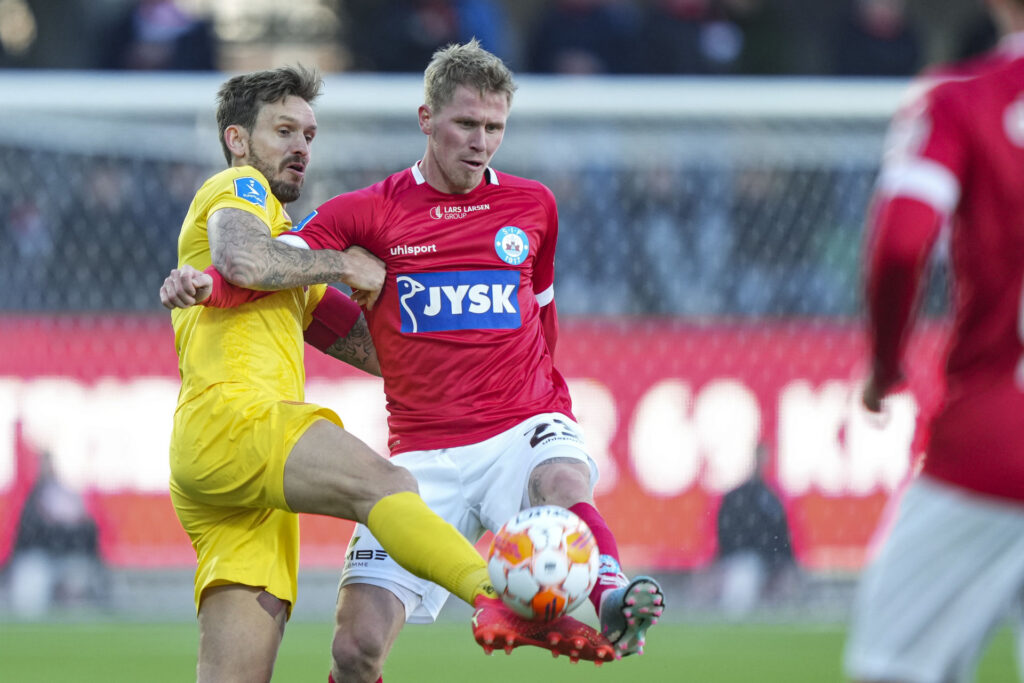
[201, 265, 271, 308]
[304, 286, 362, 352]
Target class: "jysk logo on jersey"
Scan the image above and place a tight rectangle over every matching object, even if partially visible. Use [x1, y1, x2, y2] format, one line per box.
[292, 209, 317, 231]
[396, 270, 520, 333]
[494, 226, 529, 266]
[234, 177, 267, 208]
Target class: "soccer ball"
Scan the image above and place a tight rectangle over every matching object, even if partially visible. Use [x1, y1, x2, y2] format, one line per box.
[487, 506, 599, 621]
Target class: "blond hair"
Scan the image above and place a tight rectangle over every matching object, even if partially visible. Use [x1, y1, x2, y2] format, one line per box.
[423, 39, 517, 112]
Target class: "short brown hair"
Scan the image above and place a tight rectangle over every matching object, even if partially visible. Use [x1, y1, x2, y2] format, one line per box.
[215, 65, 323, 165]
[423, 39, 517, 112]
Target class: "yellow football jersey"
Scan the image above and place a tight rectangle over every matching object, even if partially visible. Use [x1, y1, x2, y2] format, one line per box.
[171, 166, 326, 404]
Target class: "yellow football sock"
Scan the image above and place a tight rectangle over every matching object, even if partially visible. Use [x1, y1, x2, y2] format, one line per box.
[366, 491, 494, 605]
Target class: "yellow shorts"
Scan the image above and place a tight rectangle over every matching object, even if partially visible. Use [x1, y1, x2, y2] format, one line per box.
[169, 382, 343, 614]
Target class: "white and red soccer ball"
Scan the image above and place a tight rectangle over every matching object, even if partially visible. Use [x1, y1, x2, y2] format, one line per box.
[487, 505, 599, 621]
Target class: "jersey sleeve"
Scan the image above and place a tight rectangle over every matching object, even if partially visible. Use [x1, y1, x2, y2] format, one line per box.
[533, 186, 560, 355]
[302, 283, 329, 324]
[875, 79, 966, 215]
[209, 173, 277, 227]
[864, 196, 943, 388]
[280, 189, 380, 251]
[302, 283, 368, 354]
[865, 80, 961, 389]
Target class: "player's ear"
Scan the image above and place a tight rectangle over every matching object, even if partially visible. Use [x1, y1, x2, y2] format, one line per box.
[418, 105, 432, 135]
[224, 124, 248, 161]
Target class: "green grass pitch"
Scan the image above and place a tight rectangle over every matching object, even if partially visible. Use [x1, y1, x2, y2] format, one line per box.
[0, 620, 1017, 682]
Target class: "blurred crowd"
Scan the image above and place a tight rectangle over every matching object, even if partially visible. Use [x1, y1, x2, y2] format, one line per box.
[0, 137, 952, 317]
[0, 0, 1002, 77]
[0, 0, 959, 316]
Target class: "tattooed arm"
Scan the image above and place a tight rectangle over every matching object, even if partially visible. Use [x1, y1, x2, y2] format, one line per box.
[303, 286, 381, 376]
[322, 314, 380, 376]
[208, 207, 384, 305]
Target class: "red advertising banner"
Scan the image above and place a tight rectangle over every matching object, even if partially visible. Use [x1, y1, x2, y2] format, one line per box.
[0, 315, 946, 571]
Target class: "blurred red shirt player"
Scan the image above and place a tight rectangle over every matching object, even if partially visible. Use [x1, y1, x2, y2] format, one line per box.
[845, 1, 1024, 681]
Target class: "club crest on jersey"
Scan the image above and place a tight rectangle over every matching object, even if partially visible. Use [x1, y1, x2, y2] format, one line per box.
[292, 210, 317, 231]
[396, 270, 520, 333]
[234, 177, 267, 208]
[494, 226, 529, 266]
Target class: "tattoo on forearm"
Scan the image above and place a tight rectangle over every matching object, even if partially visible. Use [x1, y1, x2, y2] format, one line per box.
[212, 208, 346, 290]
[324, 316, 380, 376]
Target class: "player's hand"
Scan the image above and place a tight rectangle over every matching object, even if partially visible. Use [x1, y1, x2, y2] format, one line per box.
[341, 246, 385, 310]
[861, 370, 903, 413]
[160, 265, 213, 309]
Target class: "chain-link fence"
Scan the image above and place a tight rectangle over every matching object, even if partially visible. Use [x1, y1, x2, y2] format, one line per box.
[0, 73, 947, 620]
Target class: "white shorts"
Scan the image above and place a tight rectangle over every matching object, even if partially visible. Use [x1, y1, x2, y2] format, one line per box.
[844, 475, 1024, 683]
[340, 412, 599, 623]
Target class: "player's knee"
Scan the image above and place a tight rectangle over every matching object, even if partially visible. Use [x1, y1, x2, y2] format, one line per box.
[529, 461, 591, 507]
[331, 628, 387, 679]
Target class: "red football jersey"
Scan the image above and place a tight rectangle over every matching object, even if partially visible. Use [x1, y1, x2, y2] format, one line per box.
[867, 34, 1024, 502]
[283, 163, 574, 454]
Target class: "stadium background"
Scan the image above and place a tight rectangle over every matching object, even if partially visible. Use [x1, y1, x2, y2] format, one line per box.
[0, 1, 1018, 681]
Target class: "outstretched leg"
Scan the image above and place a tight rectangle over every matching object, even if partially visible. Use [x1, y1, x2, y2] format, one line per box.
[594, 575, 665, 657]
[283, 420, 493, 605]
[472, 593, 616, 664]
[569, 502, 666, 657]
[529, 458, 666, 658]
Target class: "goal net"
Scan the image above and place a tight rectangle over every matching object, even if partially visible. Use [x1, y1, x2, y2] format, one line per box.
[0, 72, 945, 618]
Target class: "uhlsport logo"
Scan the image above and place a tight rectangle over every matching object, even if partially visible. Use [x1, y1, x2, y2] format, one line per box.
[430, 203, 491, 220]
[390, 243, 438, 256]
[234, 177, 267, 208]
[396, 270, 520, 333]
[494, 226, 528, 265]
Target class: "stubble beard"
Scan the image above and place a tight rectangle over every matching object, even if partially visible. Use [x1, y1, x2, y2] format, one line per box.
[249, 145, 302, 204]
[446, 160, 483, 194]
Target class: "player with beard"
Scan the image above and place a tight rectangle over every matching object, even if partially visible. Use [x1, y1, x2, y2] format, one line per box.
[162, 43, 663, 683]
[166, 65, 533, 683]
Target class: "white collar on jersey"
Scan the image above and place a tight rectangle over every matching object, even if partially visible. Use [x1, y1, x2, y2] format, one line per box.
[410, 161, 499, 186]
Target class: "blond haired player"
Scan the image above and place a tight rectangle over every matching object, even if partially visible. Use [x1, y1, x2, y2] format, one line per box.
[164, 44, 663, 683]
[164, 65, 508, 683]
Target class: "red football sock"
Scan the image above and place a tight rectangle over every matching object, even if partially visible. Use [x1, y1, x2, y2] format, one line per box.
[569, 502, 626, 613]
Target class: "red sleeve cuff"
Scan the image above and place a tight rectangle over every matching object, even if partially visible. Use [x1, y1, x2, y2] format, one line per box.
[201, 265, 270, 308]
[304, 286, 362, 352]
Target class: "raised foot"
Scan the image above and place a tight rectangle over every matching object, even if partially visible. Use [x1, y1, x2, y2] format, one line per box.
[472, 595, 616, 666]
[599, 576, 666, 658]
